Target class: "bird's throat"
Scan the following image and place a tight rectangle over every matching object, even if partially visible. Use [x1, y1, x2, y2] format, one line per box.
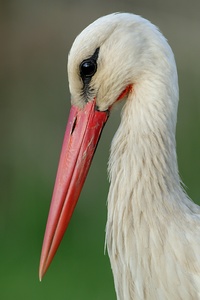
[105, 85, 183, 299]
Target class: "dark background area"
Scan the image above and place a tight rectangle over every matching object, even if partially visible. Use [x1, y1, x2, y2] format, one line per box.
[1, 0, 200, 299]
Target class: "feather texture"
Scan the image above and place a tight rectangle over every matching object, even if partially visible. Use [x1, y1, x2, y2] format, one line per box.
[67, 13, 200, 300]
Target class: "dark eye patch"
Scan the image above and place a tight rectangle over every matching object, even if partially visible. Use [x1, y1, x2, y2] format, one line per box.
[79, 47, 100, 99]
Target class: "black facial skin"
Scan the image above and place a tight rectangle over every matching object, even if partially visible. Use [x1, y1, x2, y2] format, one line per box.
[79, 47, 100, 100]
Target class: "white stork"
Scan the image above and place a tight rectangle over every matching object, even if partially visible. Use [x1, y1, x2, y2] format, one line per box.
[39, 13, 200, 299]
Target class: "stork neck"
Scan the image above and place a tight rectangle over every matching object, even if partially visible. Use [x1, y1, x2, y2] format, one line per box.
[106, 77, 184, 299]
[108, 74, 182, 211]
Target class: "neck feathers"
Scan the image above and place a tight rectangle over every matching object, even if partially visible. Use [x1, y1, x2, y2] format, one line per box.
[105, 65, 189, 299]
[108, 71, 181, 206]
[105, 59, 200, 299]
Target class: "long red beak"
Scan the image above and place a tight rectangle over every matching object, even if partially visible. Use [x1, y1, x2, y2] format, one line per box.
[39, 99, 109, 280]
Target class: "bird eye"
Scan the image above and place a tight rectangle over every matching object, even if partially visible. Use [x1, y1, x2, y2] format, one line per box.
[80, 59, 97, 78]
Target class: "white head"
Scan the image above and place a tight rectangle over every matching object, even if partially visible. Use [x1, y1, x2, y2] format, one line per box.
[68, 12, 178, 118]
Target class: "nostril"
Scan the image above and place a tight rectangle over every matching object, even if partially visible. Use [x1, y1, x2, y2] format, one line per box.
[71, 116, 77, 135]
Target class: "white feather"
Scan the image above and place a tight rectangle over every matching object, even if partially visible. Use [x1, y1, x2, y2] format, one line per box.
[68, 13, 200, 300]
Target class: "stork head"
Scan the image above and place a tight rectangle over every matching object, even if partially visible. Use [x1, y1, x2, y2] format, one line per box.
[68, 13, 177, 112]
[39, 13, 177, 280]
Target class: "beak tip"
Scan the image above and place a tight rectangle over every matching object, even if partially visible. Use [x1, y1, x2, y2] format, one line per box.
[39, 260, 46, 282]
[39, 268, 43, 282]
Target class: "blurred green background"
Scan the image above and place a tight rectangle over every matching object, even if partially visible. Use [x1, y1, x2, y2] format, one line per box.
[1, 0, 200, 299]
